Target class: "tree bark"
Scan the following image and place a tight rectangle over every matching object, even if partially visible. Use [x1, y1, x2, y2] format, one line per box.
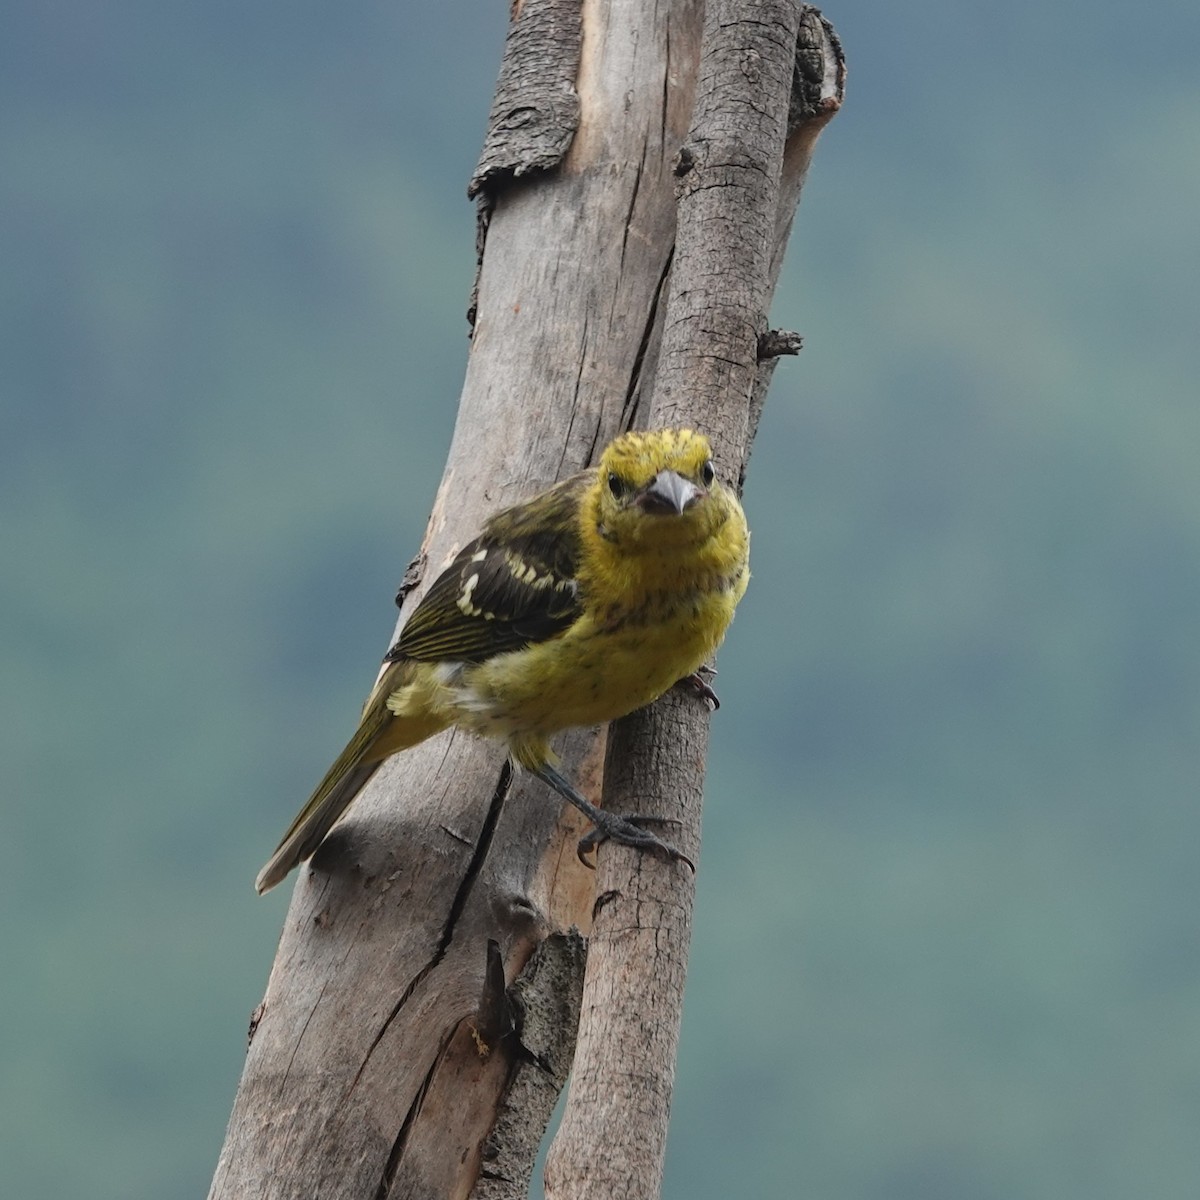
[209, 4, 842, 1199]
[545, 7, 842, 1199]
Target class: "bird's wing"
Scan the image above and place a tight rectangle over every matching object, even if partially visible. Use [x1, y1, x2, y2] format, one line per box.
[387, 472, 591, 665]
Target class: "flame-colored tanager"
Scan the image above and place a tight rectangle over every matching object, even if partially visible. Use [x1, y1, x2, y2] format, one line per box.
[256, 427, 750, 894]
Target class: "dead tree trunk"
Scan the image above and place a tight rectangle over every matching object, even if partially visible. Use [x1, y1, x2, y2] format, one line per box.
[546, 5, 842, 1196]
[208, 4, 842, 1200]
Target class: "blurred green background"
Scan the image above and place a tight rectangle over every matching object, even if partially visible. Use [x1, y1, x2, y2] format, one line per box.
[3, 2, 1198, 1197]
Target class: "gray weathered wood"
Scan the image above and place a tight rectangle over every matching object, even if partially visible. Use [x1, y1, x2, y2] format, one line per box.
[544, 6, 844, 1200]
[210, 3, 707, 1198]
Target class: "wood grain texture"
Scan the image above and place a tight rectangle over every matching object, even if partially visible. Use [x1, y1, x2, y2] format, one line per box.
[544, 6, 844, 1200]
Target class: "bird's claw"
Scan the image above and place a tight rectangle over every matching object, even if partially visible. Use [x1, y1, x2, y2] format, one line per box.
[679, 668, 720, 711]
[576, 813, 695, 873]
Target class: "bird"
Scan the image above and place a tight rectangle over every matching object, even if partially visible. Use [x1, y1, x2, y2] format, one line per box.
[255, 427, 750, 894]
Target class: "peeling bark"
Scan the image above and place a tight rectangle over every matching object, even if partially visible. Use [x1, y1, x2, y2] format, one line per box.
[468, 0, 584, 329]
[470, 0, 583, 199]
[471, 932, 587, 1200]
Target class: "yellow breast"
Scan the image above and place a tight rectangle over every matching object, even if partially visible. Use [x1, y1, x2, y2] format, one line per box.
[452, 492, 748, 741]
[387, 468, 749, 754]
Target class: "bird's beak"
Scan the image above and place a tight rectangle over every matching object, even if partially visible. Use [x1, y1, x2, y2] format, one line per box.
[638, 470, 701, 515]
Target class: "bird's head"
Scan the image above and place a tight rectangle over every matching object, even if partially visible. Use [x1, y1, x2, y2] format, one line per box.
[592, 428, 730, 549]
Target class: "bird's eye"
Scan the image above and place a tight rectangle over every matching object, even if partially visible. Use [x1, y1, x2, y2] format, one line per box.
[700, 459, 715, 487]
[608, 471, 629, 498]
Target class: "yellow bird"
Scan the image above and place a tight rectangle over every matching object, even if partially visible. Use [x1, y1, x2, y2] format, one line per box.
[256, 428, 750, 894]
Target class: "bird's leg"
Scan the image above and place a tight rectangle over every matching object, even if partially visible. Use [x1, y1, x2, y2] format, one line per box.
[677, 664, 720, 711]
[531, 762, 695, 872]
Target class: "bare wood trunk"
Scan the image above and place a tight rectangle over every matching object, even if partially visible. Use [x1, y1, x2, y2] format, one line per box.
[209, 4, 842, 1199]
[544, 7, 842, 1199]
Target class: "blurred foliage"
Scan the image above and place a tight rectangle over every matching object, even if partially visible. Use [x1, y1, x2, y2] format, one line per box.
[2, 2, 1198, 1198]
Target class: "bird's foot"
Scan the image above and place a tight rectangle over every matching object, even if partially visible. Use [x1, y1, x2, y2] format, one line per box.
[531, 761, 695, 873]
[576, 811, 694, 872]
[678, 666, 720, 711]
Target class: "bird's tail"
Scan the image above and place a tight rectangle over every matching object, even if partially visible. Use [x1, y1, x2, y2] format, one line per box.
[255, 693, 395, 895]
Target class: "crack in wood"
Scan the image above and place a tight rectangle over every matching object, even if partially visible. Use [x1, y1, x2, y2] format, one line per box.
[372, 1024, 457, 1200]
[622, 246, 674, 431]
[279, 978, 330, 1096]
[618, 141, 648, 273]
[661, 16, 672, 150]
[346, 762, 514, 1100]
[584, 420, 603, 467]
[438, 758, 513, 952]
[562, 307, 592, 473]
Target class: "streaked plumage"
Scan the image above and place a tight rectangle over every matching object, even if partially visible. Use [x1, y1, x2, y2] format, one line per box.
[256, 428, 749, 894]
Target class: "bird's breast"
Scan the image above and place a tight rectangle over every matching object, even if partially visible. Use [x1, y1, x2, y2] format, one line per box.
[448, 579, 740, 740]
